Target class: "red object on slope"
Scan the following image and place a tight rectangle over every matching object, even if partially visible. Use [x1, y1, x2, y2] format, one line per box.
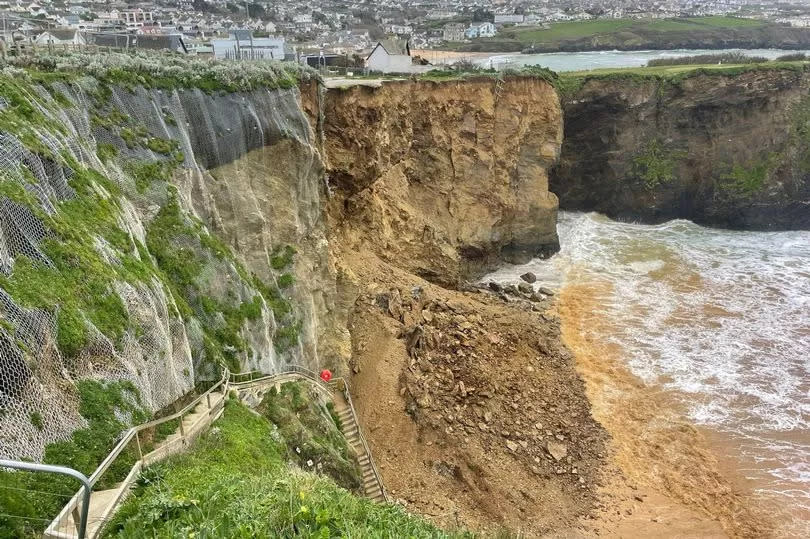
[320, 369, 332, 383]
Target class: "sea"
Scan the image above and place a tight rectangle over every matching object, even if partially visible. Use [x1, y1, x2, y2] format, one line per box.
[486, 212, 810, 536]
[461, 48, 810, 72]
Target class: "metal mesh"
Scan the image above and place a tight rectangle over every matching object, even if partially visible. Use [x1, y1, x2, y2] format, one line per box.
[0, 69, 327, 463]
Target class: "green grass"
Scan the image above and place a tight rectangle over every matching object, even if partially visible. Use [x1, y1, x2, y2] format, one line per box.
[441, 15, 780, 52]
[104, 399, 468, 538]
[258, 382, 361, 492]
[0, 381, 149, 539]
[512, 18, 636, 42]
[555, 61, 810, 99]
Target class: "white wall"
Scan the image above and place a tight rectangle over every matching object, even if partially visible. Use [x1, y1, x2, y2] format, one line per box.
[366, 46, 413, 73]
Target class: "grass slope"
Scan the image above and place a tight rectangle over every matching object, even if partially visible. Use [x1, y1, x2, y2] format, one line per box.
[440, 16, 801, 53]
[104, 399, 470, 538]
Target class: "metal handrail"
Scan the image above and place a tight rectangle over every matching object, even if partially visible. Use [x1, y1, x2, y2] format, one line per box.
[40, 364, 386, 538]
[0, 460, 92, 539]
[231, 368, 386, 501]
[88, 368, 229, 485]
[339, 383, 388, 501]
[46, 368, 230, 537]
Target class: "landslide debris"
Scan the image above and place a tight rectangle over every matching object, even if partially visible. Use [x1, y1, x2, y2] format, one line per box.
[342, 253, 607, 536]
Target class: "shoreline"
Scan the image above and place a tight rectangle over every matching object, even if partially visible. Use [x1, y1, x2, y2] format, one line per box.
[556, 280, 771, 538]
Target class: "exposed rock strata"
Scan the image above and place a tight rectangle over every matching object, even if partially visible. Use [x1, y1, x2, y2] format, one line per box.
[306, 78, 563, 286]
[552, 68, 810, 229]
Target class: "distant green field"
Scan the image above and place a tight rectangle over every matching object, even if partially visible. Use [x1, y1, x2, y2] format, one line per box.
[511, 16, 767, 44]
[439, 16, 789, 53]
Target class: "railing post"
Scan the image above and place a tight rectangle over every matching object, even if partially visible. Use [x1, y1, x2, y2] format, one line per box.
[0, 459, 92, 539]
[179, 413, 186, 442]
[206, 392, 211, 410]
[135, 430, 143, 461]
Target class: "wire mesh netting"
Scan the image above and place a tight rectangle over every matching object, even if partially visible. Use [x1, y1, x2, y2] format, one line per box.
[0, 65, 330, 469]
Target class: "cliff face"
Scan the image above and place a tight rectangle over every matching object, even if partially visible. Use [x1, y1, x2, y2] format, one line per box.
[0, 73, 339, 461]
[552, 67, 810, 229]
[308, 78, 563, 285]
[0, 70, 564, 464]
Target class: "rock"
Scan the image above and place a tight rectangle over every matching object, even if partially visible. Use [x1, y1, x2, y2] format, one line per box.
[520, 272, 537, 283]
[546, 441, 568, 462]
[488, 281, 502, 292]
[530, 292, 545, 302]
[538, 286, 555, 296]
[483, 411, 493, 423]
[518, 282, 533, 294]
[505, 284, 521, 296]
[506, 440, 519, 452]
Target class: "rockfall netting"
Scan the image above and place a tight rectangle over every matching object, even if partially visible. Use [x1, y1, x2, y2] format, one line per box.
[0, 59, 329, 462]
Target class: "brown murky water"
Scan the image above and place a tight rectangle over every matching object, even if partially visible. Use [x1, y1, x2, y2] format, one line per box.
[487, 212, 810, 537]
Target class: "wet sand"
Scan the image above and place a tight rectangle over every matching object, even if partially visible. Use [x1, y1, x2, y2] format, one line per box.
[557, 281, 772, 538]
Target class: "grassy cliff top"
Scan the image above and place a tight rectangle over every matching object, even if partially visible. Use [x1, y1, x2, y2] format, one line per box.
[554, 61, 810, 98]
[1, 51, 319, 92]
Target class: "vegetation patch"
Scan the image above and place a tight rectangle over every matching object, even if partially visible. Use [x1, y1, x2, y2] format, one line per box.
[258, 382, 361, 491]
[0, 381, 148, 538]
[103, 399, 465, 538]
[3, 51, 318, 93]
[270, 244, 296, 270]
[719, 153, 779, 195]
[632, 138, 686, 190]
[647, 52, 769, 67]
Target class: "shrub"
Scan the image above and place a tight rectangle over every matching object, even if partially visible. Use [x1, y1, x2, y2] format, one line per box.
[776, 53, 807, 62]
[277, 273, 294, 289]
[647, 52, 768, 67]
[269, 245, 296, 270]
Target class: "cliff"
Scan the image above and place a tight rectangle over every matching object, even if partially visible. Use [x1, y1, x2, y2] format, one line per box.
[552, 66, 810, 229]
[307, 77, 562, 285]
[1, 56, 604, 536]
[0, 57, 341, 462]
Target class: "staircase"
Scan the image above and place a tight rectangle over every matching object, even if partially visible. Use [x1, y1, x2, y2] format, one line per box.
[331, 390, 385, 502]
[45, 385, 228, 539]
[43, 367, 385, 539]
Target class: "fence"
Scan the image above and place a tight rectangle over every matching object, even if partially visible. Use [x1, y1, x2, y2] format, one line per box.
[0, 460, 92, 539]
[0, 365, 386, 538]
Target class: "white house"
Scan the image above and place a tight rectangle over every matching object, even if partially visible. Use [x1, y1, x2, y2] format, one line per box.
[365, 38, 411, 73]
[212, 33, 286, 60]
[33, 28, 86, 45]
[494, 14, 524, 25]
[465, 22, 497, 39]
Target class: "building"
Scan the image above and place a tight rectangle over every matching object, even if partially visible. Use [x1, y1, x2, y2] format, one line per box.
[33, 29, 86, 46]
[494, 14, 524, 25]
[119, 9, 153, 25]
[442, 23, 465, 42]
[212, 31, 287, 60]
[365, 38, 411, 73]
[465, 22, 497, 39]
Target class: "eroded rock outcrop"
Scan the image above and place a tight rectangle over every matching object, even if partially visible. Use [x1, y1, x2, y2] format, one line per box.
[552, 67, 810, 229]
[307, 78, 563, 285]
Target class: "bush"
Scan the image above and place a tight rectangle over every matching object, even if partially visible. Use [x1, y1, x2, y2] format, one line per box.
[104, 400, 467, 538]
[647, 52, 769, 67]
[776, 53, 807, 62]
[269, 245, 296, 270]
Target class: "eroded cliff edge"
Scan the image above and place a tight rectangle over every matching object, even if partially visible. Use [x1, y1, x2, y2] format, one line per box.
[306, 78, 563, 286]
[552, 66, 810, 229]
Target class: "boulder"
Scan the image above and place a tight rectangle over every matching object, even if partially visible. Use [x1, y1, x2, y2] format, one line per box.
[520, 272, 537, 283]
[518, 282, 533, 294]
[546, 441, 568, 462]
